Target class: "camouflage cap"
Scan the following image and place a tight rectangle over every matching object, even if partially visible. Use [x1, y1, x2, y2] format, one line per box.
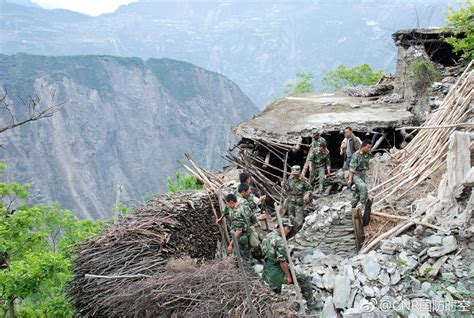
[313, 129, 321, 137]
[290, 165, 301, 174]
[275, 217, 294, 228]
[319, 140, 327, 148]
[282, 217, 294, 227]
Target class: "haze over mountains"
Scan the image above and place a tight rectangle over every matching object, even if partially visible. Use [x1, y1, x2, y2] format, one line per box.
[1, 0, 456, 107]
[0, 54, 256, 218]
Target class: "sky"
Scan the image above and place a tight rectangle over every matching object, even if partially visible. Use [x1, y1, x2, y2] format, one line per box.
[32, 0, 139, 16]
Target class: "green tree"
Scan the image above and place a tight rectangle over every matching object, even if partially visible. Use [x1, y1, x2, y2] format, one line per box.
[0, 165, 103, 317]
[285, 72, 314, 95]
[321, 64, 385, 91]
[407, 60, 442, 92]
[443, 0, 474, 60]
[167, 171, 203, 193]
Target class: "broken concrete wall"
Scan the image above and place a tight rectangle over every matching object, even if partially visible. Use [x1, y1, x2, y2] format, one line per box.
[392, 29, 462, 123]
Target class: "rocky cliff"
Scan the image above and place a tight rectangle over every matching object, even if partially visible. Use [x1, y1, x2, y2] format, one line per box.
[0, 53, 257, 219]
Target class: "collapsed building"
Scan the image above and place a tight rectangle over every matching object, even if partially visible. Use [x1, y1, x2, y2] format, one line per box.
[70, 29, 472, 317]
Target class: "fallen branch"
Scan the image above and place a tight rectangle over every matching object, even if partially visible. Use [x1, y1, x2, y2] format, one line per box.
[371, 211, 448, 233]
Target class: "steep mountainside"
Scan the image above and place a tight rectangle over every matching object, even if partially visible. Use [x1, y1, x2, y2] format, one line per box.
[0, 54, 257, 219]
[0, 0, 456, 107]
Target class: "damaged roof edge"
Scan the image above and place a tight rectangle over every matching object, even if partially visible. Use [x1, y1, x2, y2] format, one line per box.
[233, 93, 415, 144]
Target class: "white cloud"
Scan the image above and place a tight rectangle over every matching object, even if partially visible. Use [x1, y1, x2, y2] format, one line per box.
[32, 0, 138, 16]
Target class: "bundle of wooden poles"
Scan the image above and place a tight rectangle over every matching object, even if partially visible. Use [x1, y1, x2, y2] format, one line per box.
[370, 60, 473, 202]
[361, 61, 473, 253]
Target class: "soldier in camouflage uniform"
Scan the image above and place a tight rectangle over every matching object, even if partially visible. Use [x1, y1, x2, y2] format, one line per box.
[226, 186, 267, 262]
[309, 140, 331, 193]
[281, 165, 312, 233]
[218, 173, 266, 223]
[261, 218, 293, 292]
[239, 172, 266, 214]
[348, 139, 372, 208]
[261, 218, 314, 307]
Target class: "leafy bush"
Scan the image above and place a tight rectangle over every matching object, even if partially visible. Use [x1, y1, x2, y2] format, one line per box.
[285, 72, 314, 95]
[0, 165, 103, 317]
[167, 171, 203, 193]
[408, 60, 442, 92]
[443, 0, 474, 60]
[321, 64, 384, 91]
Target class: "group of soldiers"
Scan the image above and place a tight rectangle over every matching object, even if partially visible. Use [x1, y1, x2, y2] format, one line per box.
[218, 126, 373, 307]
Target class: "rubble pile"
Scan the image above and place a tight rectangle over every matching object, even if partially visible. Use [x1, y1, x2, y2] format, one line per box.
[291, 229, 473, 317]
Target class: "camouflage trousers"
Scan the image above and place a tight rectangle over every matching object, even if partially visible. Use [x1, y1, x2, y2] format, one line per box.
[235, 234, 252, 262]
[310, 166, 326, 194]
[351, 174, 368, 208]
[261, 260, 314, 305]
[297, 272, 314, 306]
[284, 199, 305, 233]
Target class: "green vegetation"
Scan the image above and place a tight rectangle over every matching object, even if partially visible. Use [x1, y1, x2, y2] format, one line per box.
[321, 64, 384, 91]
[443, 0, 474, 60]
[285, 72, 314, 95]
[0, 164, 103, 317]
[167, 171, 203, 193]
[408, 60, 442, 92]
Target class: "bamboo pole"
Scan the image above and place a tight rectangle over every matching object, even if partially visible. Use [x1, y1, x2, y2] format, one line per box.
[396, 123, 474, 131]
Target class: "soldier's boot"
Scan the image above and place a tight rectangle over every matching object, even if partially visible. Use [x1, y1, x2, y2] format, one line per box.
[362, 198, 372, 226]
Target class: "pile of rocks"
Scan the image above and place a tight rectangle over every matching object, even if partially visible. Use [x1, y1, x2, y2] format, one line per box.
[291, 231, 473, 317]
[429, 76, 456, 110]
[291, 195, 357, 258]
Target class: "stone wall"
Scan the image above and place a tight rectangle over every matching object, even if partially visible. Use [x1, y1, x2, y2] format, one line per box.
[291, 197, 357, 258]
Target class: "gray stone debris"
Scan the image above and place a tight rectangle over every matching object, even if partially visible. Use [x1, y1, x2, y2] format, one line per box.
[323, 268, 335, 290]
[362, 285, 375, 298]
[423, 235, 443, 246]
[380, 240, 397, 254]
[390, 270, 401, 285]
[322, 296, 337, 317]
[333, 275, 351, 309]
[290, 192, 470, 317]
[362, 260, 381, 280]
[427, 236, 457, 257]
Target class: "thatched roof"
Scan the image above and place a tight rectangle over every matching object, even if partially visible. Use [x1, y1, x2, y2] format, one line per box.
[69, 191, 291, 317]
[233, 93, 414, 144]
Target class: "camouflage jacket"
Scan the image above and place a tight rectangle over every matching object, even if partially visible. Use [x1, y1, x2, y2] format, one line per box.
[311, 136, 327, 148]
[223, 206, 233, 218]
[349, 150, 370, 177]
[261, 231, 287, 262]
[230, 201, 256, 234]
[247, 192, 259, 211]
[309, 148, 331, 169]
[285, 177, 312, 204]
